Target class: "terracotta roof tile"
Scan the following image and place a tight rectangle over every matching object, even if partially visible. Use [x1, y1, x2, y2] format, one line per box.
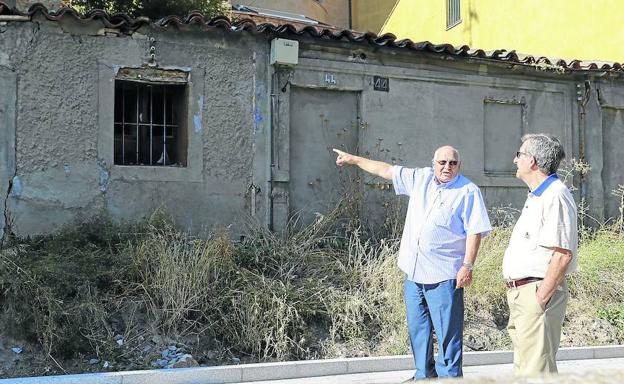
[1, 2, 622, 73]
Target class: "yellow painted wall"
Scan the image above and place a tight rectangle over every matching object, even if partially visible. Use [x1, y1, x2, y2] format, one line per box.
[358, 0, 624, 62]
[351, 0, 400, 34]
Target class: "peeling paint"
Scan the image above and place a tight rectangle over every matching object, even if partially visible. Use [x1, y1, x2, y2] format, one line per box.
[255, 82, 265, 100]
[112, 64, 191, 76]
[9, 175, 21, 197]
[1, 18, 259, 237]
[117, 67, 189, 83]
[98, 161, 109, 193]
[253, 80, 265, 132]
[193, 95, 204, 133]
[254, 107, 263, 123]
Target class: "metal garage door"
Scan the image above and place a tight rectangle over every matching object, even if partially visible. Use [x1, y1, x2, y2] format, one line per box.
[288, 87, 359, 225]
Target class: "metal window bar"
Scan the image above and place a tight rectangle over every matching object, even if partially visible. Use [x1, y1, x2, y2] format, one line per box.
[149, 85, 153, 165]
[163, 87, 167, 165]
[122, 84, 125, 164]
[447, 0, 460, 28]
[135, 83, 139, 164]
[115, 82, 178, 166]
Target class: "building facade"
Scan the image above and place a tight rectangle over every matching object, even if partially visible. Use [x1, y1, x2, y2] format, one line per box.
[1, 3, 624, 239]
[350, 0, 624, 63]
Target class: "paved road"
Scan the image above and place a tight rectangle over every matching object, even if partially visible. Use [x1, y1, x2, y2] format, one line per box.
[237, 357, 624, 384]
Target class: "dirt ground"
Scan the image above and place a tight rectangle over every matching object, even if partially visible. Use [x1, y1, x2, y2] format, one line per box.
[464, 298, 621, 353]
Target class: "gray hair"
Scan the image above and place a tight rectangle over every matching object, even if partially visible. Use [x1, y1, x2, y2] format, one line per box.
[432, 147, 461, 162]
[521, 133, 565, 175]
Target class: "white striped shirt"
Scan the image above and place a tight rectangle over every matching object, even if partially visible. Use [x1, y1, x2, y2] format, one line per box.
[393, 166, 492, 284]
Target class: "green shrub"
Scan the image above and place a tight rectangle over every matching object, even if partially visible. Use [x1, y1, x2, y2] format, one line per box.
[597, 304, 624, 333]
[570, 227, 624, 304]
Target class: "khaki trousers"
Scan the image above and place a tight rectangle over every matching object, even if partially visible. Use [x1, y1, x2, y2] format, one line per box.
[506, 280, 568, 376]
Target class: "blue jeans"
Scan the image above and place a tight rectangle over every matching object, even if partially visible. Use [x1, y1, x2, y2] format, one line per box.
[404, 278, 464, 379]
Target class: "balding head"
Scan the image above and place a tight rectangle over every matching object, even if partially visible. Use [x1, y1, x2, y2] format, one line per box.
[431, 146, 461, 183]
[433, 146, 461, 163]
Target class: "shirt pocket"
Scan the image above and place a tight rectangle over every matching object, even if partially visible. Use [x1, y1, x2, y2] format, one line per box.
[432, 205, 454, 227]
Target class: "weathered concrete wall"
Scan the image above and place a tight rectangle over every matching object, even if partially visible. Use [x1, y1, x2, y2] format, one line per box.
[1, 20, 21, 240]
[596, 80, 624, 221]
[9, 19, 104, 234]
[0, 69, 16, 240]
[2, 15, 624, 238]
[2, 16, 269, 236]
[274, 41, 587, 228]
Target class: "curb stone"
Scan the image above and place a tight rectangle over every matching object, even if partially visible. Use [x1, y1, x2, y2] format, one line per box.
[1, 345, 623, 384]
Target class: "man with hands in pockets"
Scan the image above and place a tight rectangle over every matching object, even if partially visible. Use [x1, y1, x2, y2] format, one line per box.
[503, 134, 578, 376]
[333, 146, 491, 380]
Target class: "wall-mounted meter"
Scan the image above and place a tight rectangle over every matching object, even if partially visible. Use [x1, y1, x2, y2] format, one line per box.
[270, 38, 299, 66]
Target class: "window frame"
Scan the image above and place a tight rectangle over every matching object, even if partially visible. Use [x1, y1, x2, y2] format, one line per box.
[97, 64, 203, 183]
[446, 0, 462, 30]
[113, 80, 188, 167]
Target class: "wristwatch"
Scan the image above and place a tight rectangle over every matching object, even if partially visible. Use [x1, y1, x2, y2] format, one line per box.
[462, 262, 474, 271]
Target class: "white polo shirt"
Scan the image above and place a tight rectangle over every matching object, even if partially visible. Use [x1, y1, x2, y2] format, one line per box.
[502, 175, 578, 280]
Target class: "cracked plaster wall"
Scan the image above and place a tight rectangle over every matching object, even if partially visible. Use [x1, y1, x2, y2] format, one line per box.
[3, 19, 264, 236]
[5, 15, 623, 238]
[596, 82, 624, 220]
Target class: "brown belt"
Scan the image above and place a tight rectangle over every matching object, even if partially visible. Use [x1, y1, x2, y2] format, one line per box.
[506, 277, 543, 289]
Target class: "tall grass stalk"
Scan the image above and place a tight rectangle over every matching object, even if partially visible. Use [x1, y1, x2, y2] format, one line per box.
[1, 194, 624, 368]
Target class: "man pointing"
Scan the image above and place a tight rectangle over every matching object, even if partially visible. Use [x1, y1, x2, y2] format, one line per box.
[334, 146, 491, 380]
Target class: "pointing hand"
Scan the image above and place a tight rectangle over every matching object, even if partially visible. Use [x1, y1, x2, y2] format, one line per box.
[333, 148, 355, 166]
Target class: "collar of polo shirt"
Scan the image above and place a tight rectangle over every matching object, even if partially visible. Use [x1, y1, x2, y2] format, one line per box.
[529, 174, 559, 196]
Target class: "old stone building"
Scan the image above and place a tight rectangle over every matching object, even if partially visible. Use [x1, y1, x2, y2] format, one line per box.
[1, 2, 623, 239]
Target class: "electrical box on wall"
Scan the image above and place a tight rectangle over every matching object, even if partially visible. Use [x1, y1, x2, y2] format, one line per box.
[270, 38, 299, 66]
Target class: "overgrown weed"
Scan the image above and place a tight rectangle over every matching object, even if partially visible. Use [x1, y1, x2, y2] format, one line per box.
[1, 187, 624, 371]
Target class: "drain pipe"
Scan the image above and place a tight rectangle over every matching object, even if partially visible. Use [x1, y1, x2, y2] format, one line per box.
[268, 66, 278, 231]
[577, 79, 591, 204]
[348, 0, 353, 29]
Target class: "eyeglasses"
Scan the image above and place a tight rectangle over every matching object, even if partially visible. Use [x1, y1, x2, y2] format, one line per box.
[434, 160, 459, 167]
[515, 151, 531, 159]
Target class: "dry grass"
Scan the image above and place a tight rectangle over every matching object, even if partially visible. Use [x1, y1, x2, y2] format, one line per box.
[0, 198, 623, 371]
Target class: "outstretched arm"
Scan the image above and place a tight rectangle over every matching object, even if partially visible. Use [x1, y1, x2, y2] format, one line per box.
[333, 148, 393, 180]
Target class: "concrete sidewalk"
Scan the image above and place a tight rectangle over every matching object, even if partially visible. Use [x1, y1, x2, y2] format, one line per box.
[1, 345, 623, 384]
[238, 357, 624, 383]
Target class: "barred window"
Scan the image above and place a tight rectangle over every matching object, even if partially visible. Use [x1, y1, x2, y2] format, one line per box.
[446, 0, 461, 29]
[113, 80, 187, 166]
